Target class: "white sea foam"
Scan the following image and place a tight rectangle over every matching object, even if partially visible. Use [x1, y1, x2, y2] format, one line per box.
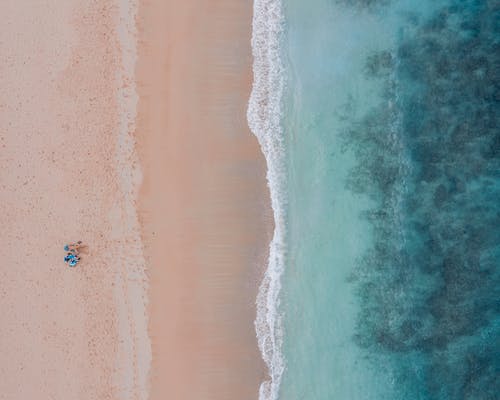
[248, 1, 286, 399]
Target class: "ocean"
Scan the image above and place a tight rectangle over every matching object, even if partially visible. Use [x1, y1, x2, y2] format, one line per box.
[249, 0, 499, 399]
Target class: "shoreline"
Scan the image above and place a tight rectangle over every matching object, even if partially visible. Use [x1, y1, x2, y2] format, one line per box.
[248, 1, 287, 399]
[135, 0, 272, 399]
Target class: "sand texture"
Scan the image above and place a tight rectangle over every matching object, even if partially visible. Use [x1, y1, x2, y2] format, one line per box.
[1, 0, 267, 399]
[0, 1, 149, 399]
[136, 0, 271, 399]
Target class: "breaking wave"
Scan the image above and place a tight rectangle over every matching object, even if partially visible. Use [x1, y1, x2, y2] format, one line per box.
[247, 1, 286, 399]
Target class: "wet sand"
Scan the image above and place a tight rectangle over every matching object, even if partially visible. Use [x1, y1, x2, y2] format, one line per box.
[135, 1, 271, 399]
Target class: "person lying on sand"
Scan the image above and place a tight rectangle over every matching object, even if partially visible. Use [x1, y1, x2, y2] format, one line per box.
[63, 241, 85, 268]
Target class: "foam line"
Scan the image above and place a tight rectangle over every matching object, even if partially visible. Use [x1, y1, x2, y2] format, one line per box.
[248, 1, 286, 399]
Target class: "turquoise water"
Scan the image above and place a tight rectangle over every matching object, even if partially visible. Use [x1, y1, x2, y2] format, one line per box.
[250, 0, 499, 399]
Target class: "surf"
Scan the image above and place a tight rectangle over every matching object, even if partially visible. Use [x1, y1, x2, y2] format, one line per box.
[247, 0, 287, 399]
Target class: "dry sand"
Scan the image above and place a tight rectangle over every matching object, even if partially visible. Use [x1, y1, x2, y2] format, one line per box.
[1, 1, 149, 399]
[135, 1, 271, 400]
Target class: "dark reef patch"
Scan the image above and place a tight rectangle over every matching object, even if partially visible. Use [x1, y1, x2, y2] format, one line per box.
[340, 1, 500, 398]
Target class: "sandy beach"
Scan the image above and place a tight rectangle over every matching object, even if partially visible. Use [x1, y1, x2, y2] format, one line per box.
[1, 0, 269, 399]
[136, 1, 271, 399]
[1, 1, 148, 399]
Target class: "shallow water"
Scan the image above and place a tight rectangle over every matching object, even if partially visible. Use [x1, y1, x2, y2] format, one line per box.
[251, 0, 500, 399]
